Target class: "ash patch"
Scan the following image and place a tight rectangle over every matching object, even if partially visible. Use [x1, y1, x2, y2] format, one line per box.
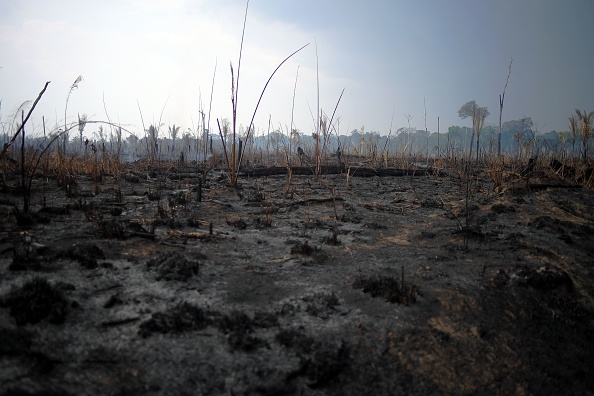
[2, 277, 71, 325]
[479, 264, 594, 394]
[289, 241, 328, 264]
[252, 311, 280, 328]
[491, 203, 516, 214]
[364, 222, 387, 230]
[485, 264, 583, 323]
[514, 265, 573, 292]
[420, 198, 443, 208]
[0, 326, 58, 378]
[353, 275, 418, 305]
[146, 252, 205, 281]
[277, 328, 349, 388]
[139, 303, 277, 352]
[219, 310, 279, 352]
[303, 292, 340, 319]
[276, 328, 316, 353]
[103, 294, 123, 309]
[488, 269, 511, 288]
[218, 311, 270, 352]
[61, 243, 106, 269]
[9, 253, 41, 272]
[324, 230, 341, 246]
[94, 218, 125, 239]
[529, 215, 594, 248]
[276, 292, 342, 319]
[0, 326, 33, 355]
[226, 217, 248, 230]
[300, 341, 349, 388]
[138, 302, 217, 337]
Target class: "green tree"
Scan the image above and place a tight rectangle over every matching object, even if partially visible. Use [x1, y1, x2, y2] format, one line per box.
[502, 117, 533, 134]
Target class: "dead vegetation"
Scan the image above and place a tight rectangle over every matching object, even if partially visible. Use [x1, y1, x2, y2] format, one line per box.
[1, 146, 593, 394]
[0, 33, 592, 393]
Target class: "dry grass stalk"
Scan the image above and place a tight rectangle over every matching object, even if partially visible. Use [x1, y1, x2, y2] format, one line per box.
[215, 1, 308, 186]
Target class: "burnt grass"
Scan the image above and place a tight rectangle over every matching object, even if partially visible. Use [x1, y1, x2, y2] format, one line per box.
[1, 159, 594, 395]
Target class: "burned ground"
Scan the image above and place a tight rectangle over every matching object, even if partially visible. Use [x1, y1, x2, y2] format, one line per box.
[0, 160, 593, 395]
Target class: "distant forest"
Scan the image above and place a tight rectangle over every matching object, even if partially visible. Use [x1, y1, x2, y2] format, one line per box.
[1, 115, 591, 164]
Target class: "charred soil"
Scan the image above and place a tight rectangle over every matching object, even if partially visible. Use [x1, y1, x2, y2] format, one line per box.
[1, 160, 593, 395]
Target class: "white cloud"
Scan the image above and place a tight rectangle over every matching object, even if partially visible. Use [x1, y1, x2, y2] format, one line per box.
[131, 0, 187, 11]
[1, 0, 355, 138]
[2, 0, 592, 137]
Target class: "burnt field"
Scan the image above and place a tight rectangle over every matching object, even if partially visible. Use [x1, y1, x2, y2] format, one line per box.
[1, 157, 593, 395]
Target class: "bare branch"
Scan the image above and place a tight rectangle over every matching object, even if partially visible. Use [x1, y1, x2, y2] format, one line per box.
[1, 81, 51, 158]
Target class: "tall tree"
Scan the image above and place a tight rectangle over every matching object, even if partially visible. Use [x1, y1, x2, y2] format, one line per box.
[502, 117, 533, 134]
[78, 113, 87, 149]
[146, 124, 161, 162]
[458, 100, 489, 160]
[568, 114, 578, 157]
[169, 124, 180, 155]
[575, 109, 594, 162]
[458, 100, 478, 119]
[498, 58, 513, 157]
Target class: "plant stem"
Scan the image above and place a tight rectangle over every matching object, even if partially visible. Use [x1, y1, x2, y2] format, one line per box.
[21, 110, 28, 213]
[237, 43, 310, 174]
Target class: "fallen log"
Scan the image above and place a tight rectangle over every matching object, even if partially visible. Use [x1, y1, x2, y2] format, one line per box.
[241, 166, 447, 177]
[241, 165, 341, 177]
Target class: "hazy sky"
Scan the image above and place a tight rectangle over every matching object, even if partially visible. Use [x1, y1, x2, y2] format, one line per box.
[1, 0, 593, 139]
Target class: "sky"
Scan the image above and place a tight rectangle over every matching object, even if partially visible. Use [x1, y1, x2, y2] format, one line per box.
[1, 0, 593, 140]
